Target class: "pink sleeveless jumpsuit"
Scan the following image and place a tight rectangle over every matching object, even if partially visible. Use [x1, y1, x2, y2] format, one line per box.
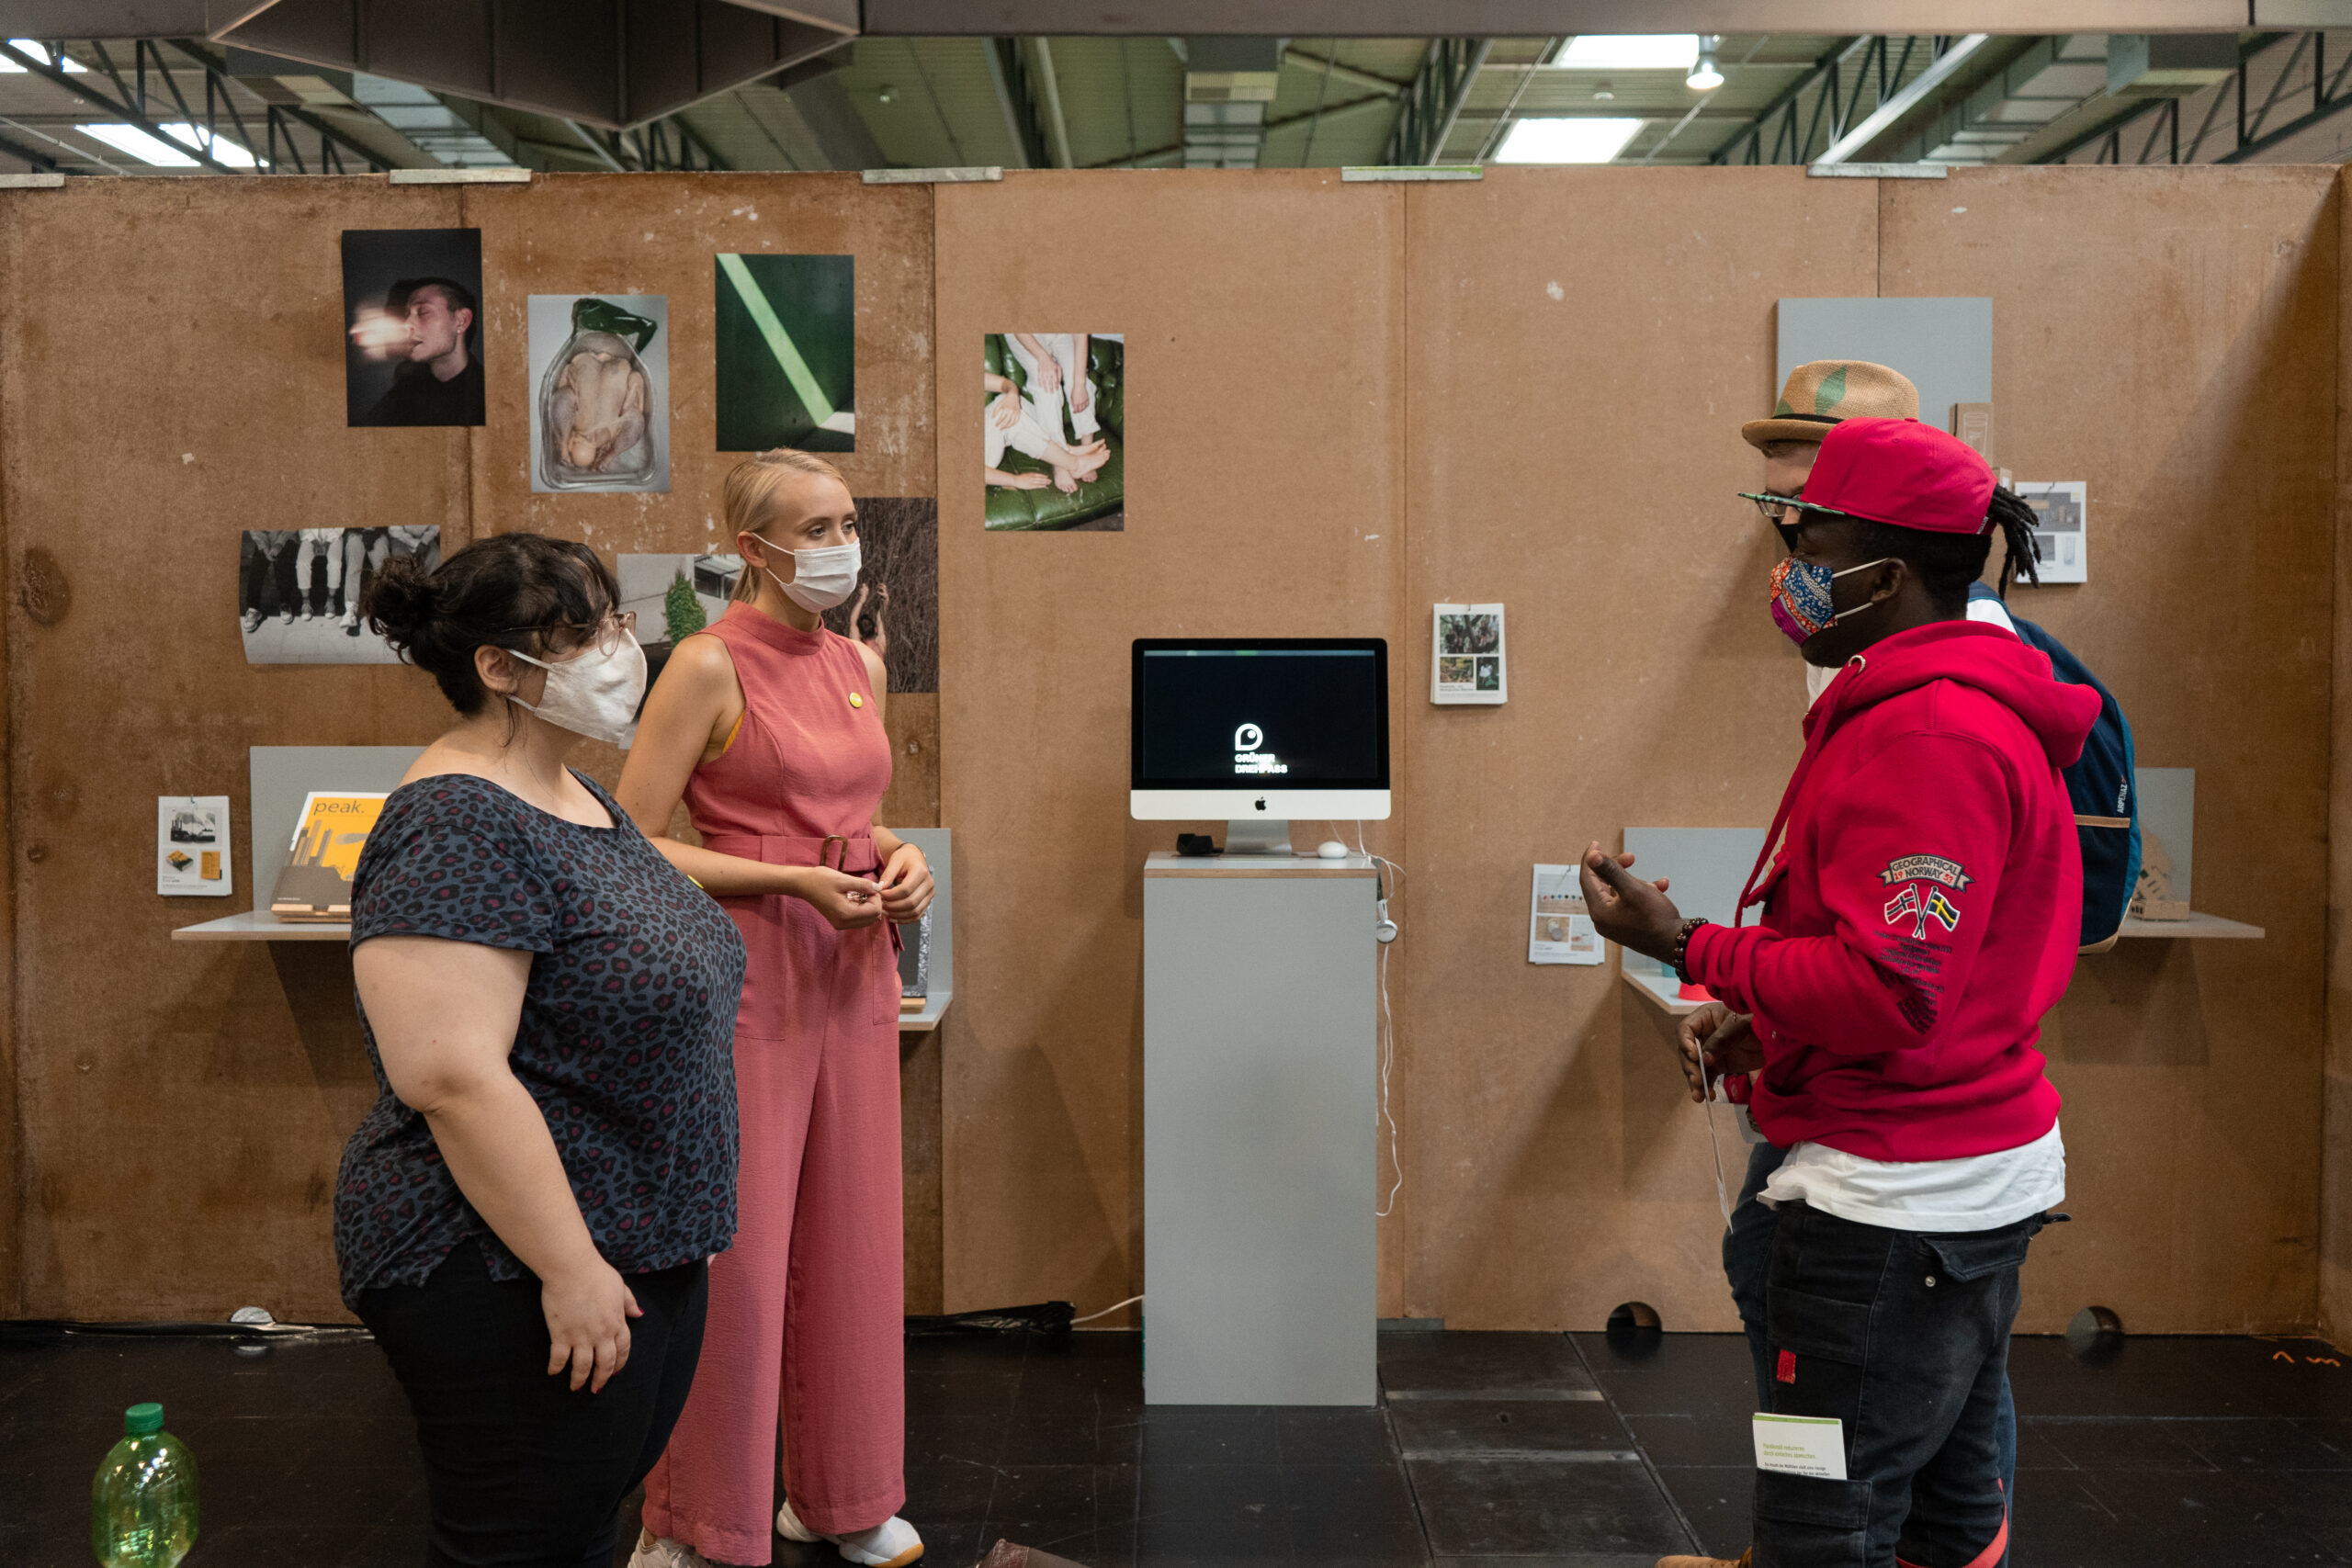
[640, 603, 904, 1566]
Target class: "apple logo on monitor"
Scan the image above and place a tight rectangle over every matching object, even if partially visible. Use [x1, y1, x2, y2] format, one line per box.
[1256, 798, 1267, 811]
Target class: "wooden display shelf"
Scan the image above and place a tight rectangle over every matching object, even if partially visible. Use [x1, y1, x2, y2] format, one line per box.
[2117, 911, 2264, 940]
[173, 910, 348, 942]
[899, 991, 954, 1034]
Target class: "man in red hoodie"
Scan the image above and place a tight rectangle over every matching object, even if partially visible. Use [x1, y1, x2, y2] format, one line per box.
[1584, 418, 2099, 1568]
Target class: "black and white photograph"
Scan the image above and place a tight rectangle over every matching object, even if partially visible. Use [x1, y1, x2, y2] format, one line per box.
[531, 294, 670, 492]
[239, 527, 440, 664]
[343, 228, 485, 427]
[618, 552, 743, 687]
[156, 795, 232, 897]
[2014, 479, 2087, 584]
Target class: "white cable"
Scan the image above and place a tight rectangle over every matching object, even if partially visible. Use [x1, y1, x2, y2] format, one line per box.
[1355, 821, 1406, 1219]
[1699, 1074, 1734, 1230]
[1071, 1292, 1142, 1325]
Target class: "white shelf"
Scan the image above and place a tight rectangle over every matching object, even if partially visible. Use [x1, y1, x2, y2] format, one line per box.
[2117, 912, 2264, 940]
[173, 910, 348, 942]
[1623, 968, 1715, 1018]
[898, 990, 954, 1034]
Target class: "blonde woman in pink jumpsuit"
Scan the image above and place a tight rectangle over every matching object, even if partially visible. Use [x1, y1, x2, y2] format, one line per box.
[616, 449, 933, 1568]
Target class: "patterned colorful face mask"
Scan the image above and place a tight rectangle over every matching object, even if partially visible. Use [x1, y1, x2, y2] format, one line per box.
[1770, 555, 1892, 645]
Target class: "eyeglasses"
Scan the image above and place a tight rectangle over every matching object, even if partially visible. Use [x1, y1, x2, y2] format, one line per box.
[508, 609, 637, 657]
[1736, 491, 1855, 526]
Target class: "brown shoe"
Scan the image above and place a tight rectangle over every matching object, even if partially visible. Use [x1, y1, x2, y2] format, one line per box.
[1655, 1551, 1750, 1568]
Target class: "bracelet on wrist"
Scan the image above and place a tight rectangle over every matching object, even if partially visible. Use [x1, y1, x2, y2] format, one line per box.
[1671, 917, 1711, 985]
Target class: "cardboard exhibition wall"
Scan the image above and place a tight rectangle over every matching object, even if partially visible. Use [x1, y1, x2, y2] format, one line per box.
[0, 164, 2342, 1337]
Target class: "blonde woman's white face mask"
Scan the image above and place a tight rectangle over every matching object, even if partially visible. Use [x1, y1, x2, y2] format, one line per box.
[764, 540, 861, 614]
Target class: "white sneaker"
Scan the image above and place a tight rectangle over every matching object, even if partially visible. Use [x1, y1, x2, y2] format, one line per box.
[776, 1501, 924, 1568]
[627, 1529, 720, 1568]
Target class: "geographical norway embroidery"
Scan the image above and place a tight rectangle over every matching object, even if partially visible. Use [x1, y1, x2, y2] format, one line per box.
[1879, 854, 1972, 890]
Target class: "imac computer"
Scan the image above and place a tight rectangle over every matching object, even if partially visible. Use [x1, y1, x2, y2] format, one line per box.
[1130, 637, 1390, 855]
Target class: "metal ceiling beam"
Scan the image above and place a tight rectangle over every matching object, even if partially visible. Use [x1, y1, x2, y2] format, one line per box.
[1709, 35, 1870, 164]
[0, 36, 251, 171]
[1281, 48, 1403, 97]
[983, 37, 1046, 168]
[1028, 36, 1074, 166]
[856, 3, 2270, 35]
[1813, 32, 1993, 163]
[1382, 37, 1490, 166]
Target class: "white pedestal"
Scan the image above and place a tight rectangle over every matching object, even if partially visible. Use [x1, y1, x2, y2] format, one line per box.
[1141, 852, 1380, 1405]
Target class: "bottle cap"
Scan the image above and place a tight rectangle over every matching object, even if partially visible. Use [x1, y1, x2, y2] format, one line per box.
[123, 1403, 163, 1436]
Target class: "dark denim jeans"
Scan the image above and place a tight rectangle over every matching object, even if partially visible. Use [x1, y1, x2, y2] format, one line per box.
[1752, 1200, 2040, 1568]
[1725, 1140, 2018, 1544]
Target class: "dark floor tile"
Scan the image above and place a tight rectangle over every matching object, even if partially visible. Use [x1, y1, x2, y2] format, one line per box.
[904, 1336, 1035, 1371]
[988, 1462, 1127, 1529]
[1430, 1557, 1660, 1568]
[1278, 1407, 1396, 1466]
[1281, 1462, 1419, 1527]
[1001, 1412, 1142, 1465]
[1380, 1334, 1591, 1395]
[907, 1520, 991, 1568]
[1649, 1465, 1751, 1561]
[910, 1367, 1023, 1421]
[907, 1461, 1000, 1525]
[2008, 1335, 2352, 1421]
[1136, 1509, 1292, 1568]
[1389, 1399, 1628, 1458]
[990, 1519, 1138, 1568]
[2302, 1418, 2352, 1462]
[1287, 1506, 1429, 1567]
[2003, 1472, 2121, 1568]
[2075, 1468, 2350, 1566]
[1568, 1333, 1756, 1420]
[2170, 1416, 2352, 1472]
[198, 1524, 423, 1567]
[1623, 1413, 1749, 1470]
[909, 1414, 1008, 1468]
[1403, 1457, 1689, 1559]
[2029, 1417, 2217, 1471]
[2011, 1418, 2078, 1470]
[1143, 1408, 1283, 1466]
[1140, 1462, 1287, 1524]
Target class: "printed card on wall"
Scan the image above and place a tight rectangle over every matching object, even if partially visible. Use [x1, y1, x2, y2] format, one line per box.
[1434, 604, 1507, 705]
[2012, 481, 2086, 584]
[1530, 864, 1601, 965]
[157, 796, 232, 897]
[343, 229, 485, 427]
[530, 295, 670, 492]
[238, 527, 440, 664]
[715, 254, 854, 451]
[984, 333, 1125, 532]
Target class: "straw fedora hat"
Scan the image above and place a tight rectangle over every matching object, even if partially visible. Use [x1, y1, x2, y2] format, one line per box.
[1742, 360, 1918, 449]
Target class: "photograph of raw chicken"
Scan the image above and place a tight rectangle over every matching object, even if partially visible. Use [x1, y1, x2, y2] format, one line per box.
[715, 253, 855, 452]
[528, 294, 669, 492]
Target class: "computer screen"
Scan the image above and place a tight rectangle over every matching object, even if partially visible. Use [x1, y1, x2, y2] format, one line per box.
[1131, 639, 1389, 790]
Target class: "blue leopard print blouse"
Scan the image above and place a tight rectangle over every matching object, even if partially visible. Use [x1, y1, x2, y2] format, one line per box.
[334, 771, 744, 1306]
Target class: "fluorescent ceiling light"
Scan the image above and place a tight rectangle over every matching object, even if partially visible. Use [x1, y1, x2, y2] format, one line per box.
[0, 39, 86, 72]
[161, 122, 262, 167]
[1555, 34, 1700, 72]
[77, 123, 199, 166]
[1494, 118, 1644, 164]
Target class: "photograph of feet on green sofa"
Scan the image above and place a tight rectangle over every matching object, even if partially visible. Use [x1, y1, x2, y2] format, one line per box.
[983, 333, 1125, 531]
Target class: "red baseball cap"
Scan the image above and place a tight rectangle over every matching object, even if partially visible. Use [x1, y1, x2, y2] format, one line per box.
[1799, 417, 1996, 535]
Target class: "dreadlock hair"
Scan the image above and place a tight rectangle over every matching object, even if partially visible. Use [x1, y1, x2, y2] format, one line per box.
[1849, 485, 2043, 615]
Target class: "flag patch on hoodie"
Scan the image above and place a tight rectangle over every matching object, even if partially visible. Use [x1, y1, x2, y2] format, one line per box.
[1884, 882, 1964, 941]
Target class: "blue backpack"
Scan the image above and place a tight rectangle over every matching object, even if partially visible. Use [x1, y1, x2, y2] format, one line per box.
[1968, 583, 2141, 951]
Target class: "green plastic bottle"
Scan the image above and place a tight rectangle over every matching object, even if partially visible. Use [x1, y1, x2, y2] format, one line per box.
[90, 1402, 198, 1567]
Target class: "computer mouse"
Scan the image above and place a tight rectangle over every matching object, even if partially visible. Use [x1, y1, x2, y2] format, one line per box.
[1317, 840, 1349, 860]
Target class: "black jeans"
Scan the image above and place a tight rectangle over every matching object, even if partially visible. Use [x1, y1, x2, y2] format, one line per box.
[357, 1241, 710, 1568]
[1756, 1201, 2041, 1568]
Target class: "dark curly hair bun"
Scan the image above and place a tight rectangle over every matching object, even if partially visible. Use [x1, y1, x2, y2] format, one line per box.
[359, 532, 618, 716]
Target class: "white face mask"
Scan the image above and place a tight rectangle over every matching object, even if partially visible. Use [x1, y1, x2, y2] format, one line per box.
[507, 632, 648, 748]
[763, 539, 861, 615]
